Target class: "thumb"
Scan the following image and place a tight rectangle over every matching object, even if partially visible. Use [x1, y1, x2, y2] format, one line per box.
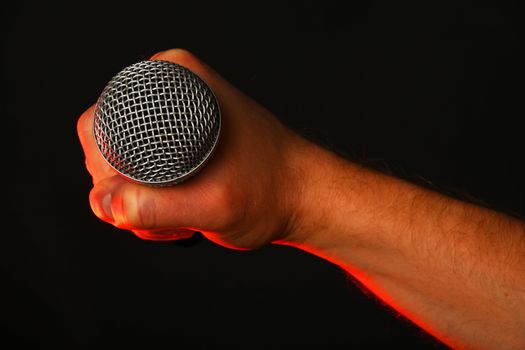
[89, 173, 230, 233]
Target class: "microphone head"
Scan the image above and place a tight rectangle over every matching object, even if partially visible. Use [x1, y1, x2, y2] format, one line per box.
[93, 60, 221, 186]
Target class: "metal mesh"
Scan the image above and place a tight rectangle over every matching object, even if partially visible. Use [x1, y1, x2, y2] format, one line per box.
[93, 60, 221, 185]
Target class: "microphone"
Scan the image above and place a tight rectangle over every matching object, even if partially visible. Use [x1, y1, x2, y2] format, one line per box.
[93, 60, 221, 186]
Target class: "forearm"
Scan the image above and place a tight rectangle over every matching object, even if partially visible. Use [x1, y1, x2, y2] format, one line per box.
[279, 135, 525, 350]
[81, 48, 524, 348]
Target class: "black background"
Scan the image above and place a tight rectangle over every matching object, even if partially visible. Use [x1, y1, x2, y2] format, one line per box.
[2, 0, 523, 349]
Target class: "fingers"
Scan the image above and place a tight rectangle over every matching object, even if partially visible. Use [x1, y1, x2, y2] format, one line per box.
[77, 105, 116, 185]
[89, 174, 229, 240]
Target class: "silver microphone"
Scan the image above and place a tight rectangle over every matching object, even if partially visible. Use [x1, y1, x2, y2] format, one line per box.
[93, 60, 221, 186]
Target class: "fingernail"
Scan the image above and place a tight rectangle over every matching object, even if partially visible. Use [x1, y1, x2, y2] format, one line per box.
[101, 192, 114, 221]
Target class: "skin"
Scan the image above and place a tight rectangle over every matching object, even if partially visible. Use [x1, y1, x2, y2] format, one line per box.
[78, 49, 525, 349]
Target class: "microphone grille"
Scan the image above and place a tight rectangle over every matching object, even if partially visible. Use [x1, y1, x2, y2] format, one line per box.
[94, 60, 221, 186]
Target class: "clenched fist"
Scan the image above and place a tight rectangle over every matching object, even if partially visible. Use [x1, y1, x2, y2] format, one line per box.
[78, 49, 308, 249]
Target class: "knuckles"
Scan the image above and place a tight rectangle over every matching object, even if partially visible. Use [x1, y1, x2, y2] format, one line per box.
[89, 176, 157, 231]
[77, 105, 95, 139]
[115, 183, 155, 230]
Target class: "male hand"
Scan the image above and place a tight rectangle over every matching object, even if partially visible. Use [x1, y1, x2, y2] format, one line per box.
[78, 49, 304, 249]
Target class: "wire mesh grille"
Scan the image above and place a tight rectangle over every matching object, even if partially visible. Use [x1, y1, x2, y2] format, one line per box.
[94, 60, 221, 185]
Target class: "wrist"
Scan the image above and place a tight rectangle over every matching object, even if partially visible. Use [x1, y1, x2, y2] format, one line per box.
[276, 132, 363, 251]
[276, 134, 416, 270]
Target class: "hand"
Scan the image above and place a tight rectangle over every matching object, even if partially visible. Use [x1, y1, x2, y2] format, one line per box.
[78, 49, 303, 249]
